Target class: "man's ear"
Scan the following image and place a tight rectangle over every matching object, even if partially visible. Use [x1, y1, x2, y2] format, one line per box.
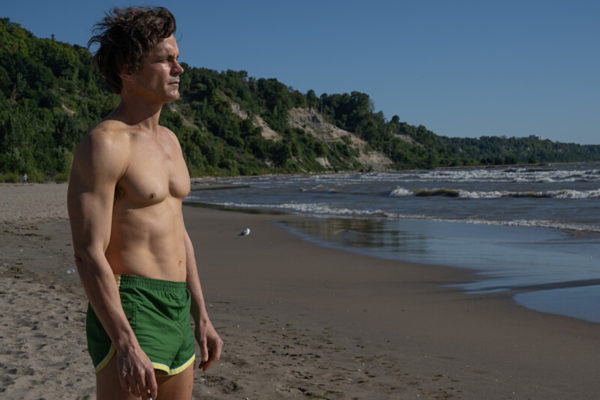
[119, 65, 135, 82]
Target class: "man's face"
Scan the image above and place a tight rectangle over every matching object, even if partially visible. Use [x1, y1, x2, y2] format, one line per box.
[127, 35, 184, 103]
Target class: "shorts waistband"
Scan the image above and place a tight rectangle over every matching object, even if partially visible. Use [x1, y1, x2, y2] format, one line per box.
[115, 274, 188, 291]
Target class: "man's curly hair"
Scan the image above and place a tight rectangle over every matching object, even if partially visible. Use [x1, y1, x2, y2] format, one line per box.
[88, 6, 176, 93]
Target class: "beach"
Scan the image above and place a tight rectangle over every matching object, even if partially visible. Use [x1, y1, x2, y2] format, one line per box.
[1, 183, 600, 399]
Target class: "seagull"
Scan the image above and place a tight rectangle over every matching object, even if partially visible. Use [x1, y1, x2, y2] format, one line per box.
[239, 228, 251, 236]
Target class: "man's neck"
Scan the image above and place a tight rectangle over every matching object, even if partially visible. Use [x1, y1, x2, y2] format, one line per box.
[110, 92, 164, 132]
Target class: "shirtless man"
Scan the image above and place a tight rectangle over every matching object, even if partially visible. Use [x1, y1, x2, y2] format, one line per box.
[67, 7, 222, 399]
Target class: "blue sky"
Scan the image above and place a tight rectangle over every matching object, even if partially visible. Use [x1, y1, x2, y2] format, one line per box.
[3, 1, 599, 144]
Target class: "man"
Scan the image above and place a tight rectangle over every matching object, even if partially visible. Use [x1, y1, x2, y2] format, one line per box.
[67, 7, 222, 400]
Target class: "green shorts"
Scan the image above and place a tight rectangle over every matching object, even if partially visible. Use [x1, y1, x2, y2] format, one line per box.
[86, 274, 195, 375]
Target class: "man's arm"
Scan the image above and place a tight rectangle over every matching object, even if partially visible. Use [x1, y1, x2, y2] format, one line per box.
[184, 229, 223, 371]
[67, 128, 157, 400]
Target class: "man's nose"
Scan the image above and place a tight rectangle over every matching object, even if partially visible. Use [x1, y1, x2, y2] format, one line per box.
[173, 61, 184, 75]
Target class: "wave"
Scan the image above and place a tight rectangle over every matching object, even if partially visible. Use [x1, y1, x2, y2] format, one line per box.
[390, 187, 600, 200]
[212, 201, 390, 217]
[369, 165, 600, 184]
[389, 187, 413, 197]
[186, 199, 600, 234]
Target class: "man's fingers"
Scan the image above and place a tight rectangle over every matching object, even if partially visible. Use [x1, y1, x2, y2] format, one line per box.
[200, 359, 214, 371]
[200, 339, 209, 362]
[213, 337, 223, 362]
[137, 371, 148, 399]
[116, 350, 157, 397]
[118, 374, 130, 393]
[199, 355, 217, 371]
[118, 368, 152, 398]
[122, 371, 138, 396]
[199, 339, 223, 371]
[146, 367, 158, 400]
[140, 386, 152, 400]
[198, 338, 210, 370]
[128, 376, 141, 397]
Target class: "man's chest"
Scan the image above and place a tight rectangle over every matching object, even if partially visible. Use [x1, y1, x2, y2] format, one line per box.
[117, 135, 191, 205]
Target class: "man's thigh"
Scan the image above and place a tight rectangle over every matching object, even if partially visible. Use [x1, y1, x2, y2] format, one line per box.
[157, 364, 194, 399]
[96, 355, 194, 400]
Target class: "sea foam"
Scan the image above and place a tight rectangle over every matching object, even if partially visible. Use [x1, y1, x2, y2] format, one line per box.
[389, 187, 600, 200]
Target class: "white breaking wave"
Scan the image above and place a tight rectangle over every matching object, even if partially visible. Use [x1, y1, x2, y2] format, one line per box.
[389, 187, 600, 200]
[369, 166, 600, 184]
[461, 188, 600, 199]
[216, 201, 389, 217]
[191, 200, 600, 233]
[421, 215, 600, 233]
[554, 189, 600, 199]
[390, 187, 413, 197]
[463, 218, 600, 233]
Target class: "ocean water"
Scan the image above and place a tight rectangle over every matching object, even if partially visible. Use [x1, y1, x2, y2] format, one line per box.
[187, 162, 600, 323]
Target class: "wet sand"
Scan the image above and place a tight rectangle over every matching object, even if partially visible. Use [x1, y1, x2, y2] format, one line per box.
[1, 183, 600, 399]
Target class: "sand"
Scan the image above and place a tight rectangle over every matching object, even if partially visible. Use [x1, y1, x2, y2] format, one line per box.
[1, 182, 600, 399]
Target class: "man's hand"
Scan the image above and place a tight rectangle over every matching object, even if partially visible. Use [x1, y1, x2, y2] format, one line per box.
[195, 319, 223, 371]
[116, 345, 158, 399]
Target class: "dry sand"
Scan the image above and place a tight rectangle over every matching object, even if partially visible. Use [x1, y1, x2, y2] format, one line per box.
[1, 183, 600, 399]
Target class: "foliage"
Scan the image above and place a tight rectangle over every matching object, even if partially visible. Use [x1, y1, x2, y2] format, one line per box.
[0, 18, 118, 181]
[1, 18, 599, 182]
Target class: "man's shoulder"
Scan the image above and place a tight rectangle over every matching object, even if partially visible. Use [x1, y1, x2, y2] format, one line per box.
[72, 120, 132, 173]
[88, 119, 132, 142]
[76, 120, 131, 154]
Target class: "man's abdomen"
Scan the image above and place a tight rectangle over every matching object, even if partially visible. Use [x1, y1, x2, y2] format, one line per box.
[106, 199, 187, 281]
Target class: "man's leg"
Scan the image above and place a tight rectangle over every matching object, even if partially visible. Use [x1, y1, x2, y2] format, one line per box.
[97, 355, 194, 400]
[156, 364, 194, 399]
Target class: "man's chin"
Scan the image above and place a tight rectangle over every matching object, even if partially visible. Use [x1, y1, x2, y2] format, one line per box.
[165, 92, 180, 103]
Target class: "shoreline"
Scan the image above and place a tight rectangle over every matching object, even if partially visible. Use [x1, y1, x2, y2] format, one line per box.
[187, 200, 600, 325]
[2, 183, 600, 398]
